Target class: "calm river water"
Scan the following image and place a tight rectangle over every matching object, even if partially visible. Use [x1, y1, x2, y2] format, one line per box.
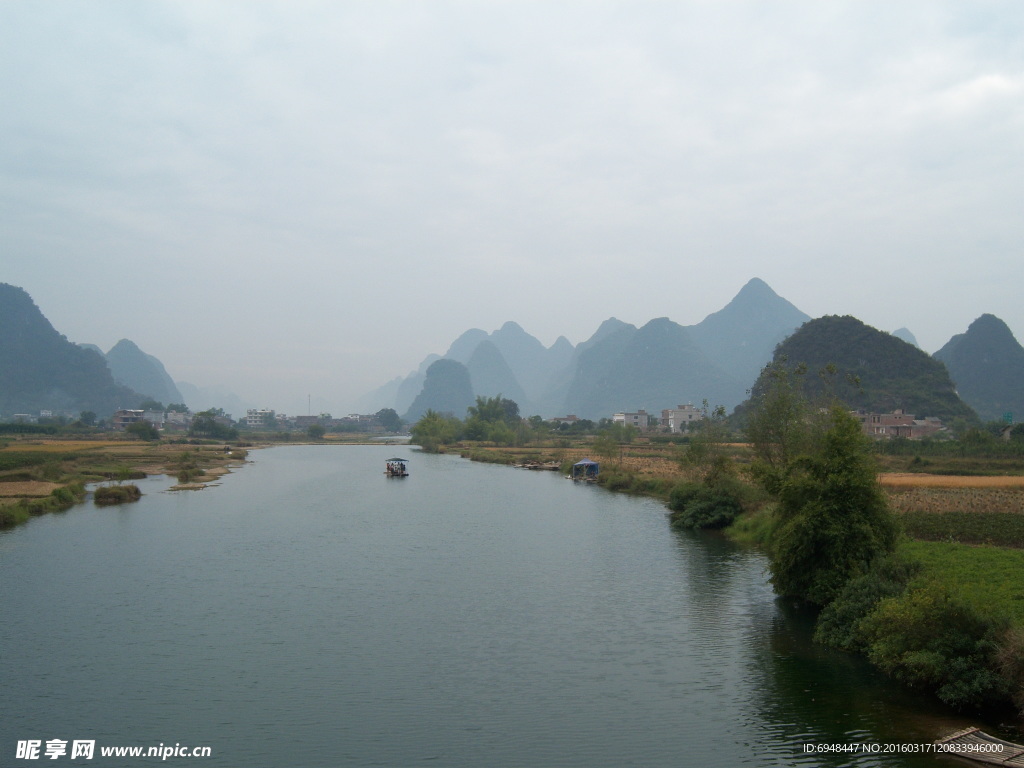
[0, 446, 986, 766]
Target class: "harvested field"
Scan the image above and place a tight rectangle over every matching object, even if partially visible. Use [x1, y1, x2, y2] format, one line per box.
[0, 481, 62, 497]
[606, 455, 685, 480]
[886, 487, 1024, 516]
[880, 472, 1024, 488]
[1, 440, 136, 452]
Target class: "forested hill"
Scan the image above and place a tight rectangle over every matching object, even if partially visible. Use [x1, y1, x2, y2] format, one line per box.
[745, 315, 977, 422]
[934, 314, 1024, 422]
[0, 283, 145, 417]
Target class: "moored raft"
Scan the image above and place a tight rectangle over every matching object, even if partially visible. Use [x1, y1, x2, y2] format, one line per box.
[934, 727, 1024, 766]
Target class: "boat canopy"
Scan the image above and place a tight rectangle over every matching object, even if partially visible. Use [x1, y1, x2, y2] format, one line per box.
[572, 458, 599, 479]
[386, 458, 409, 463]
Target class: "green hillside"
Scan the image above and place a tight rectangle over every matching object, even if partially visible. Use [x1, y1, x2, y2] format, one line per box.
[746, 315, 977, 422]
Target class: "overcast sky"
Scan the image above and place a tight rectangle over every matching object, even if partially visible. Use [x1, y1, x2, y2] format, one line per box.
[3, 1, 1022, 415]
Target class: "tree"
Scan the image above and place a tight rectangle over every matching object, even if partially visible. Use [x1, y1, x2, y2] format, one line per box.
[125, 420, 160, 441]
[466, 395, 520, 425]
[189, 410, 239, 440]
[744, 359, 820, 494]
[768, 405, 899, 606]
[166, 403, 188, 413]
[592, 433, 620, 465]
[78, 411, 96, 427]
[375, 408, 403, 433]
[677, 400, 731, 481]
[410, 409, 462, 452]
[307, 424, 326, 440]
[138, 399, 165, 411]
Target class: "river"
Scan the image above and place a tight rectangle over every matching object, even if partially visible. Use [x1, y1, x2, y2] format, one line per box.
[0, 445, 983, 766]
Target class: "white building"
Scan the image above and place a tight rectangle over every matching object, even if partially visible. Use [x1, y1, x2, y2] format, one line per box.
[245, 409, 276, 428]
[612, 410, 651, 430]
[662, 404, 705, 433]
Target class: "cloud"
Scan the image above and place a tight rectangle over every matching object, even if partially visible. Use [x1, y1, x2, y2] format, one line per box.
[2, 1, 1023, 413]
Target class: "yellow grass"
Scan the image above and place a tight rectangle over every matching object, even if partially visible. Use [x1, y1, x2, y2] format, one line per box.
[879, 473, 1024, 488]
[0, 481, 62, 497]
[0, 440, 137, 452]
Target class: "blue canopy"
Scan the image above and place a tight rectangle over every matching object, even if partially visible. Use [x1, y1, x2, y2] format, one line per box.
[572, 458, 599, 478]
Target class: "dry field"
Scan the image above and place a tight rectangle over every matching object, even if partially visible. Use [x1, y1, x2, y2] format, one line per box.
[880, 472, 1024, 488]
[0, 440, 138, 452]
[0, 481, 62, 497]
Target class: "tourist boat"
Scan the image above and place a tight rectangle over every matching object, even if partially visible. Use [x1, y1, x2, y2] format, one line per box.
[385, 458, 409, 477]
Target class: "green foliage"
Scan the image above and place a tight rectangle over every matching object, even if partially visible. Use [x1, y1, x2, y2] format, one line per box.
[188, 410, 239, 440]
[744, 359, 821, 495]
[94, 484, 142, 506]
[724, 504, 777, 547]
[125, 420, 160, 441]
[306, 424, 326, 440]
[467, 395, 520, 425]
[668, 480, 744, 530]
[592, 433, 619, 464]
[1, 482, 86, 528]
[814, 555, 921, 652]
[375, 408, 403, 432]
[410, 409, 463, 452]
[862, 582, 1011, 710]
[897, 510, 1024, 548]
[669, 454, 750, 530]
[901, 541, 1024, 625]
[769, 405, 899, 606]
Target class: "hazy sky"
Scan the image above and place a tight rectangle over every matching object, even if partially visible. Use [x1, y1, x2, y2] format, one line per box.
[3, 2, 1022, 415]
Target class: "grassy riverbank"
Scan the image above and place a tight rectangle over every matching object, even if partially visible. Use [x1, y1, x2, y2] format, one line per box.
[0, 436, 252, 528]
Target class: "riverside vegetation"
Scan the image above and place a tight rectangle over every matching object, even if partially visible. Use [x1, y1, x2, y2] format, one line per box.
[0, 432, 250, 528]
[411, 388, 1024, 721]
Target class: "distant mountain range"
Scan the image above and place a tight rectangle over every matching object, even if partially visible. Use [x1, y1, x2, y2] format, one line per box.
[363, 278, 1023, 425]
[0, 283, 145, 416]
[0, 282, 248, 418]
[364, 278, 814, 420]
[5, 278, 1022, 426]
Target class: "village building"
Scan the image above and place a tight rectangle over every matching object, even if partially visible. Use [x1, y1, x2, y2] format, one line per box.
[661, 403, 705, 433]
[613, 410, 651, 430]
[853, 409, 945, 439]
[245, 409, 276, 428]
[111, 409, 145, 430]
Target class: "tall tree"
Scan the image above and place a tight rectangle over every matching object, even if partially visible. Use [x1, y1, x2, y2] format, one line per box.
[769, 405, 899, 606]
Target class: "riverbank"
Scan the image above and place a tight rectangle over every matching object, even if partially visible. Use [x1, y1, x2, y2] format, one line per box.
[0, 437, 254, 528]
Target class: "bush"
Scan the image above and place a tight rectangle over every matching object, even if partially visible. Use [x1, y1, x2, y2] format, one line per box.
[668, 477, 745, 530]
[814, 555, 920, 652]
[861, 582, 1011, 710]
[725, 504, 777, 547]
[996, 627, 1024, 715]
[94, 484, 142, 506]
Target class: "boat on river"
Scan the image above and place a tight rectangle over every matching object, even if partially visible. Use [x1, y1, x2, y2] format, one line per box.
[934, 728, 1024, 766]
[385, 458, 409, 477]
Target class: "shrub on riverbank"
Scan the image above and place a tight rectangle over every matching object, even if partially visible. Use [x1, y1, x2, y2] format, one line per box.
[668, 479, 746, 529]
[0, 482, 86, 527]
[813, 554, 920, 652]
[861, 581, 1012, 710]
[94, 484, 142, 506]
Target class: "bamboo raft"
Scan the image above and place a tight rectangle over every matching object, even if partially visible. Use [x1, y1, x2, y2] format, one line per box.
[934, 728, 1024, 766]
